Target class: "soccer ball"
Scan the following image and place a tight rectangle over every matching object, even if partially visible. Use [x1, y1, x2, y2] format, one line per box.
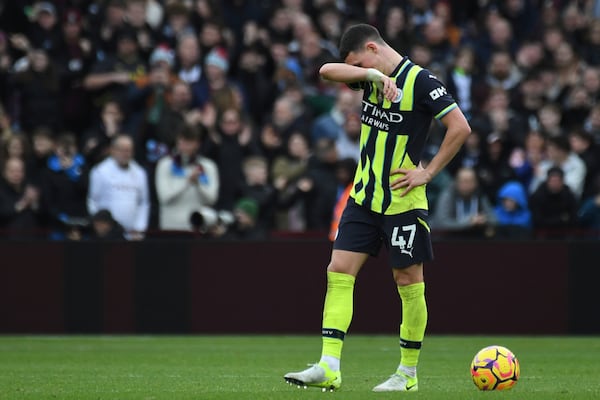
[470, 345, 520, 390]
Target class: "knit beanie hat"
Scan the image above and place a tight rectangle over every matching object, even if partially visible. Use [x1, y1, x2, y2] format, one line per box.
[205, 47, 229, 72]
[234, 197, 259, 219]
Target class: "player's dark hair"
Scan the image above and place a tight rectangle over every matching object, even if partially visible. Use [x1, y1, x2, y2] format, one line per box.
[339, 24, 384, 61]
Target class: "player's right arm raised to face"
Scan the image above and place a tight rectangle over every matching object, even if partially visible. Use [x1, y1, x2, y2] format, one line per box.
[319, 63, 398, 102]
[319, 63, 370, 83]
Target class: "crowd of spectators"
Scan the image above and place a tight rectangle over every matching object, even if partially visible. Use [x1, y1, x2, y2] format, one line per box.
[1, 0, 600, 241]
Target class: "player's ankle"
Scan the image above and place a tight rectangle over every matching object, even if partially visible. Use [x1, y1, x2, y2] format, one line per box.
[320, 355, 340, 372]
[397, 364, 416, 378]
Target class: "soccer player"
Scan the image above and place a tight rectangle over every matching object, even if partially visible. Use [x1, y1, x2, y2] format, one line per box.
[284, 24, 471, 392]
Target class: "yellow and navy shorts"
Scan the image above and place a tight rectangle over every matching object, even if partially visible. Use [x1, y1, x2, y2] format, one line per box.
[333, 198, 433, 269]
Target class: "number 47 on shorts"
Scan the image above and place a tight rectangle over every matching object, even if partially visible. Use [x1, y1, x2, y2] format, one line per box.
[391, 224, 416, 258]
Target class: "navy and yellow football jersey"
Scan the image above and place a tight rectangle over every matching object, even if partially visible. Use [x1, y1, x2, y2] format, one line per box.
[348, 57, 457, 215]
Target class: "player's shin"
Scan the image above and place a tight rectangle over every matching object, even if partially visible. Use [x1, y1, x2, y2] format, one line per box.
[320, 271, 355, 371]
[397, 282, 427, 375]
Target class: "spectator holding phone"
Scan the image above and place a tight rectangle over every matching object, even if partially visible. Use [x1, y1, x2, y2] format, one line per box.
[155, 124, 219, 232]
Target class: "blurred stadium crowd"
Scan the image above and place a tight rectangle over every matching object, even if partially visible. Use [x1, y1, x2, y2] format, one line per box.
[0, 0, 600, 240]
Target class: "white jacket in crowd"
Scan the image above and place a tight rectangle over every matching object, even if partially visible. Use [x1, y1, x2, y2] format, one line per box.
[155, 154, 219, 231]
[87, 157, 150, 233]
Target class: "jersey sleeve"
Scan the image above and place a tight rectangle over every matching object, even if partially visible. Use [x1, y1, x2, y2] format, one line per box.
[414, 70, 458, 120]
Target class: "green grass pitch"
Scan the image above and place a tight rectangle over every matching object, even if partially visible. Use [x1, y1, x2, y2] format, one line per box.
[0, 335, 599, 399]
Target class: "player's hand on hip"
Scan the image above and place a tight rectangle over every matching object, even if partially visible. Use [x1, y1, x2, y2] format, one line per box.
[390, 166, 432, 197]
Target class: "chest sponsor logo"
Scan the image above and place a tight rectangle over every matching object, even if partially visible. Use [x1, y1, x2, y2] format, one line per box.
[361, 101, 403, 130]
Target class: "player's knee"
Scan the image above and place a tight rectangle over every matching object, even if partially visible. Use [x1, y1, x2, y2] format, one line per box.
[326, 258, 359, 275]
[394, 274, 419, 286]
[326, 250, 367, 275]
[393, 266, 424, 286]
[327, 259, 349, 273]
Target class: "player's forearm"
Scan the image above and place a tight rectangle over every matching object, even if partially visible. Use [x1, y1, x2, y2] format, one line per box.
[425, 132, 464, 178]
[425, 125, 470, 179]
[319, 63, 371, 83]
[425, 109, 471, 179]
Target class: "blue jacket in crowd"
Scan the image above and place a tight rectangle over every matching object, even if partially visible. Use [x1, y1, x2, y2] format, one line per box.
[494, 181, 532, 228]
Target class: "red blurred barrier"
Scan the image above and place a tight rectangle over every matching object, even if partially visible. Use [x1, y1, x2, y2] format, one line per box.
[0, 239, 591, 334]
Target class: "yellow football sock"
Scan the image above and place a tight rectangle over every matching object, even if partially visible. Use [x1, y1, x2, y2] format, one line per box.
[321, 271, 355, 360]
[398, 282, 427, 368]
